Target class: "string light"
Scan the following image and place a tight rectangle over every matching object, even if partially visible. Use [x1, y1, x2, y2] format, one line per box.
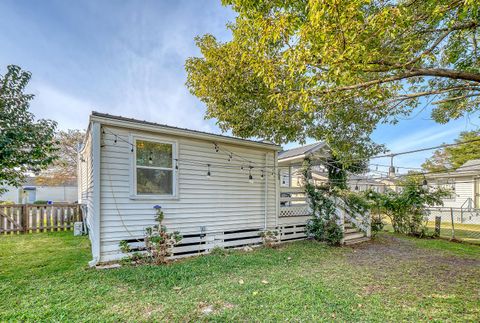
[175, 158, 179, 170]
[148, 152, 153, 165]
[249, 166, 253, 183]
[261, 169, 264, 179]
[207, 164, 211, 178]
[100, 128, 480, 184]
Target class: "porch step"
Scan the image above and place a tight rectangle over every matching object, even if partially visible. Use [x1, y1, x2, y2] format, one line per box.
[344, 231, 365, 241]
[344, 236, 370, 245]
[344, 228, 359, 234]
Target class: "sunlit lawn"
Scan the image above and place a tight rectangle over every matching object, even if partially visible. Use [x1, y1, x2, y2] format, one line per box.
[0, 232, 479, 321]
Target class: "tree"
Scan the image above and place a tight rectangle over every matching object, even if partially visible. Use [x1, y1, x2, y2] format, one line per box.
[422, 130, 480, 171]
[36, 129, 85, 186]
[186, 0, 480, 161]
[0, 65, 57, 193]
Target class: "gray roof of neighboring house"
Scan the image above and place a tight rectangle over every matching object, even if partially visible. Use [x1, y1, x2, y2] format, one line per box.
[278, 142, 327, 160]
[91, 111, 281, 149]
[459, 159, 480, 171]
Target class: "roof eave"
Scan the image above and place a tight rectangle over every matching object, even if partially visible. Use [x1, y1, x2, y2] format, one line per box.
[90, 114, 282, 151]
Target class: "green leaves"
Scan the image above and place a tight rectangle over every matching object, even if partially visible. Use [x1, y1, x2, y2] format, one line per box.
[186, 0, 480, 157]
[0, 65, 57, 192]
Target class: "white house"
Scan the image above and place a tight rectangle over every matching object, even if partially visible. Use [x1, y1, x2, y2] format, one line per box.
[0, 177, 77, 204]
[79, 112, 287, 265]
[427, 159, 480, 209]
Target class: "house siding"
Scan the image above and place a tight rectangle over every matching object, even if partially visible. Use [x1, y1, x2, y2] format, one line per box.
[436, 176, 474, 208]
[98, 125, 278, 261]
[78, 125, 99, 262]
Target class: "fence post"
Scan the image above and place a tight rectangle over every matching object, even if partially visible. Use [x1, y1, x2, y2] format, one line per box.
[450, 207, 455, 240]
[22, 205, 29, 233]
[434, 216, 441, 237]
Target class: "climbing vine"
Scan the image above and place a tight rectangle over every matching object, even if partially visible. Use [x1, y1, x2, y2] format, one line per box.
[303, 159, 343, 246]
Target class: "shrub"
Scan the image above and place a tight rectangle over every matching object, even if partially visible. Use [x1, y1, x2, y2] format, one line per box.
[33, 200, 49, 204]
[260, 230, 279, 248]
[119, 205, 182, 265]
[144, 205, 182, 264]
[370, 215, 384, 237]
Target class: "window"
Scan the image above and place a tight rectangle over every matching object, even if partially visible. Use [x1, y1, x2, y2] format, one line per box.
[134, 138, 175, 196]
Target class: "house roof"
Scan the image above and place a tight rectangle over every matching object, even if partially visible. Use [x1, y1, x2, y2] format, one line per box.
[90, 112, 282, 151]
[459, 159, 480, 171]
[278, 142, 327, 160]
[427, 158, 480, 178]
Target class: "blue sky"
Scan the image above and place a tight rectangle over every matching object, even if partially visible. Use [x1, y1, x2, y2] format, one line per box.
[0, 0, 478, 172]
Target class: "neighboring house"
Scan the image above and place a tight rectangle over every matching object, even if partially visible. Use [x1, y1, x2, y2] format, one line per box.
[347, 175, 397, 193]
[278, 141, 329, 187]
[277, 143, 396, 193]
[427, 159, 480, 209]
[0, 177, 77, 204]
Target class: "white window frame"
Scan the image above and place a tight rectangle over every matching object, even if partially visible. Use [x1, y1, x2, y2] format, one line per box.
[129, 134, 179, 200]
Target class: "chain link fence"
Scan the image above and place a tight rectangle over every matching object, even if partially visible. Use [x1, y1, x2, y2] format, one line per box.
[426, 207, 480, 245]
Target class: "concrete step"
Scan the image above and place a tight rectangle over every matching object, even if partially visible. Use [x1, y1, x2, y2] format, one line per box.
[344, 236, 370, 245]
[344, 232, 365, 240]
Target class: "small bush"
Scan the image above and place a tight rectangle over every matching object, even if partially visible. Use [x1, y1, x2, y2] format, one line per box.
[260, 230, 279, 248]
[118, 205, 182, 265]
[33, 200, 49, 204]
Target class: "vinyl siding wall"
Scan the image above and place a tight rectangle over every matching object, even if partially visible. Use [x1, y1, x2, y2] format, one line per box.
[99, 125, 278, 261]
[437, 176, 474, 208]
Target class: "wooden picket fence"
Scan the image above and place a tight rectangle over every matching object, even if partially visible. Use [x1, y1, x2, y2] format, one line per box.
[0, 204, 82, 234]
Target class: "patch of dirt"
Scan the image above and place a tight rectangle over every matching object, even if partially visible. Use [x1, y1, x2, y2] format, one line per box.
[346, 235, 480, 288]
[348, 235, 480, 267]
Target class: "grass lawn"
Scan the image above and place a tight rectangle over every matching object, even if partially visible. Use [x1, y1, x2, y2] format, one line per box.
[425, 222, 480, 245]
[1, 232, 479, 321]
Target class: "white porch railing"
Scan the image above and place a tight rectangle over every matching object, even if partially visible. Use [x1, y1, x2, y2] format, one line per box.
[279, 187, 310, 217]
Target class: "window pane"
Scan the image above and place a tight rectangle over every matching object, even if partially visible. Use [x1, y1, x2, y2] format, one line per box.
[136, 168, 173, 195]
[136, 140, 172, 168]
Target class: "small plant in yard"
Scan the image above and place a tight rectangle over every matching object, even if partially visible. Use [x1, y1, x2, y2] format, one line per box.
[145, 205, 182, 264]
[119, 205, 182, 265]
[260, 230, 279, 248]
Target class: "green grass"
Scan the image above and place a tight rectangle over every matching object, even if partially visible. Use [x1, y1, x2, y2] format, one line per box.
[1, 232, 479, 321]
[425, 221, 480, 245]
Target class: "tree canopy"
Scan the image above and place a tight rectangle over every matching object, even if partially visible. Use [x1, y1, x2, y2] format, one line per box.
[186, 0, 480, 160]
[36, 129, 85, 186]
[422, 130, 480, 171]
[0, 65, 57, 193]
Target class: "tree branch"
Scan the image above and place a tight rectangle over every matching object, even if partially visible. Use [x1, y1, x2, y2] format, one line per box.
[316, 68, 480, 94]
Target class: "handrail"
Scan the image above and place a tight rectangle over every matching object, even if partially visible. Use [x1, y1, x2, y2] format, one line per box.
[460, 198, 474, 212]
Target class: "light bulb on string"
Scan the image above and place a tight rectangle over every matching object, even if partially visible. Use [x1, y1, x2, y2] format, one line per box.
[249, 166, 253, 184]
[207, 164, 211, 178]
